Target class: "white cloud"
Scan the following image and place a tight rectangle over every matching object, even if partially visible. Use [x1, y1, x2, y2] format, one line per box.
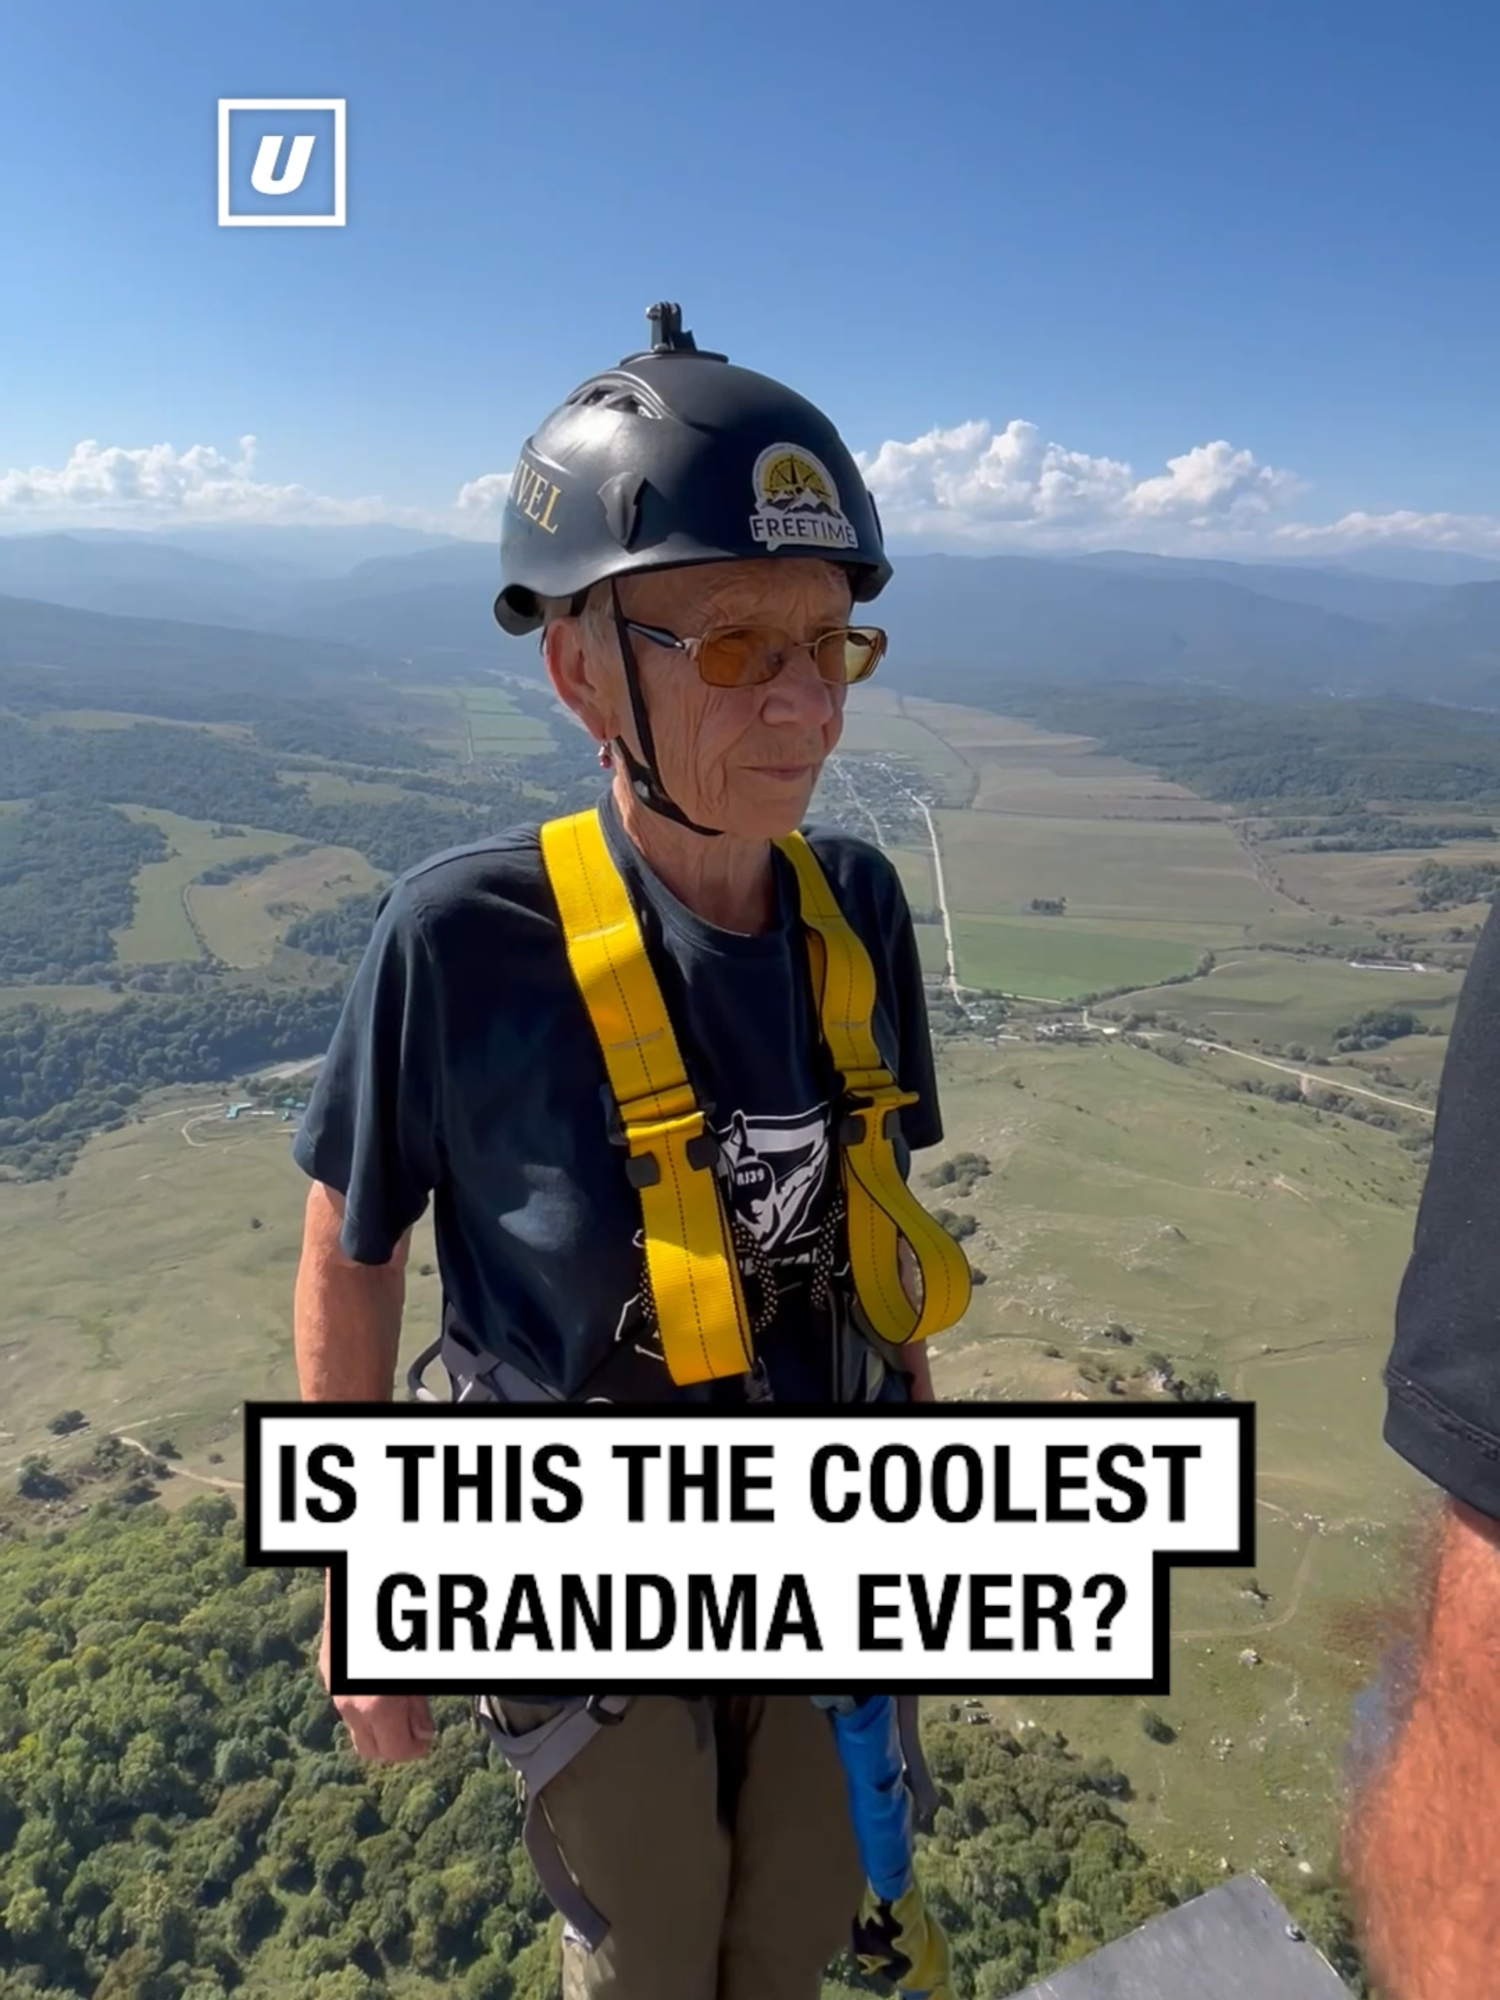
[1272, 508, 1500, 552]
[1123, 440, 1303, 522]
[452, 471, 512, 520]
[855, 421, 1305, 548]
[0, 433, 510, 539]
[5, 426, 1500, 560]
[857, 420, 1135, 531]
[0, 434, 418, 527]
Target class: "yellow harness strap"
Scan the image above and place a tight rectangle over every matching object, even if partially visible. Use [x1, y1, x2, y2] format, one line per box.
[540, 810, 754, 1385]
[540, 808, 971, 1387]
[775, 830, 973, 1349]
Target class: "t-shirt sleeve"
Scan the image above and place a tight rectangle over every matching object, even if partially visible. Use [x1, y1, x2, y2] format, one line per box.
[880, 859, 944, 1157]
[1383, 898, 1500, 1520]
[292, 883, 443, 1264]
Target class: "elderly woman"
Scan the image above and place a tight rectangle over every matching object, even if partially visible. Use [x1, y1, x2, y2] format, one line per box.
[291, 305, 968, 2000]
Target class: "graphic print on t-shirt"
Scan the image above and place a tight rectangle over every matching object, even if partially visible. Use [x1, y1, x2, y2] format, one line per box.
[714, 1103, 830, 1256]
[613, 1097, 835, 1357]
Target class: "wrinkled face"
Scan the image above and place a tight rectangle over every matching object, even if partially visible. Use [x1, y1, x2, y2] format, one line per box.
[550, 558, 855, 840]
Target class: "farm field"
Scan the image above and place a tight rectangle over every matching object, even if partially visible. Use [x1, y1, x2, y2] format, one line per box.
[39, 710, 253, 740]
[412, 681, 556, 762]
[953, 915, 1203, 998]
[835, 689, 975, 804]
[903, 694, 1227, 821]
[112, 809, 299, 964]
[1098, 952, 1463, 1056]
[277, 768, 414, 806]
[189, 844, 383, 968]
[1269, 837, 1500, 920]
[834, 695, 1325, 999]
[831, 693, 1478, 1008]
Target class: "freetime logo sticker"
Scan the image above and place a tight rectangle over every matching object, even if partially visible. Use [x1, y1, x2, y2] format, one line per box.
[749, 445, 860, 552]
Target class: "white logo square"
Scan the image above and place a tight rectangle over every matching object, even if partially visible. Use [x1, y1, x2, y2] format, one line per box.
[218, 99, 347, 228]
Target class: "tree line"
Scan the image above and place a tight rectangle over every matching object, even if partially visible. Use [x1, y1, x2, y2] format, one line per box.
[0, 986, 346, 1181]
[1408, 860, 1500, 909]
[1285, 814, 1496, 853]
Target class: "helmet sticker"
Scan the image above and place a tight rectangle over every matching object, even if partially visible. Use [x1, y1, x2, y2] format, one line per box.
[509, 453, 563, 535]
[749, 444, 859, 552]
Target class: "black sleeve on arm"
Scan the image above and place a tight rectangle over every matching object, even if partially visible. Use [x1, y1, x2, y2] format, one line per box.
[1384, 898, 1500, 1521]
[882, 862, 944, 1158]
[292, 884, 443, 1265]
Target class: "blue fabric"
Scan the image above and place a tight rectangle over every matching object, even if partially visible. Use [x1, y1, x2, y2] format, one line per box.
[827, 1695, 916, 1903]
[293, 792, 941, 1403]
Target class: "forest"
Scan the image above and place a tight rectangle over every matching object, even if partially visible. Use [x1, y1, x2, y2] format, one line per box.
[283, 896, 385, 967]
[0, 721, 530, 889]
[0, 1491, 1367, 2000]
[0, 986, 347, 1181]
[0, 802, 168, 985]
[1407, 859, 1500, 908]
[1272, 813, 1496, 852]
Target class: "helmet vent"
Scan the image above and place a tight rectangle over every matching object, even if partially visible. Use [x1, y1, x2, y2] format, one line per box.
[566, 376, 662, 419]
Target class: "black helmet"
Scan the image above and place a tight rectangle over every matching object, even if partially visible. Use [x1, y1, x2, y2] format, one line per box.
[494, 302, 891, 636]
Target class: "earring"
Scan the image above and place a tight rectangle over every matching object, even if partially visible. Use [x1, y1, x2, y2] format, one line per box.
[597, 741, 613, 769]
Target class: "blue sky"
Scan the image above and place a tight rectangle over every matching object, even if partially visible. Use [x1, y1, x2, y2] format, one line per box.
[5, 0, 1500, 557]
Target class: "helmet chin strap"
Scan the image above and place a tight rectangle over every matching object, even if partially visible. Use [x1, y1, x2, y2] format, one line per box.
[608, 581, 723, 841]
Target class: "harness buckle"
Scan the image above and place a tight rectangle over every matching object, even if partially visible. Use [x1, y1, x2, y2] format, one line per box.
[840, 1083, 918, 1148]
[619, 1102, 718, 1191]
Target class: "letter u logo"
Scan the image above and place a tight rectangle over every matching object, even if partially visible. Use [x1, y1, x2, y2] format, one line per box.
[250, 133, 316, 195]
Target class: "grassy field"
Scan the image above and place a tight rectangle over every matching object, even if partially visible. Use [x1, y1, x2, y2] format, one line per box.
[953, 915, 1204, 998]
[1269, 837, 1500, 920]
[839, 687, 976, 804]
[904, 695, 1226, 822]
[838, 696, 1350, 1002]
[411, 682, 555, 762]
[1098, 952, 1463, 1054]
[0, 1096, 443, 1492]
[922, 1036, 1432, 1881]
[39, 710, 253, 739]
[277, 769, 414, 806]
[190, 844, 383, 969]
[937, 811, 1287, 929]
[932, 810, 1299, 998]
[833, 696, 1470, 1005]
[111, 809, 298, 964]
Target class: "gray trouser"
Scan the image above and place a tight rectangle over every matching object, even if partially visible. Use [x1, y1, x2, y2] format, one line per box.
[481, 1693, 865, 2000]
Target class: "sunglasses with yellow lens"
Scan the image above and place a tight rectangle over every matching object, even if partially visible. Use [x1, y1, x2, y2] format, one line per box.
[623, 619, 887, 689]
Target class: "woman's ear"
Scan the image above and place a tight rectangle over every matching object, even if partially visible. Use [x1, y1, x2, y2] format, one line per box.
[542, 618, 612, 748]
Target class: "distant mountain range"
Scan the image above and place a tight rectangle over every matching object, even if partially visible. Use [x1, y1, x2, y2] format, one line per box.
[4, 526, 1500, 708]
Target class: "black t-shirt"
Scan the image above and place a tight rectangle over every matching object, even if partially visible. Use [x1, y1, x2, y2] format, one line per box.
[292, 792, 943, 1403]
[1385, 897, 1500, 1518]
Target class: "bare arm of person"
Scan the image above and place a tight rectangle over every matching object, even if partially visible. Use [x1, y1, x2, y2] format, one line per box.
[1344, 1500, 1500, 1997]
[294, 1179, 433, 1762]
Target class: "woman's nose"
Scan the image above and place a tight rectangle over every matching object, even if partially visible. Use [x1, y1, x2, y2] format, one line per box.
[762, 647, 839, 722]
